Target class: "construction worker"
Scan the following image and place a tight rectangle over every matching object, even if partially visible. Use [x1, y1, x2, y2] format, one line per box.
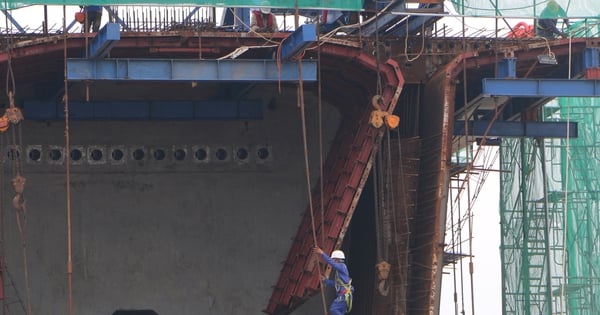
[313, 246, 353, 315]
[535, 0, 570, 38]
[80, 5, 103, 32]
[250, 7, 278, 32]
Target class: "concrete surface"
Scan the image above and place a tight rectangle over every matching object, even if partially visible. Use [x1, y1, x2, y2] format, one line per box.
[0, 85, 340, 314]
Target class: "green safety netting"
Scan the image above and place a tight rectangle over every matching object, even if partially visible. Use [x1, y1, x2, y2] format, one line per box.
[500, 98, 600, 315]
[1, 0, 362, 11]
[449, 0, 600, 18]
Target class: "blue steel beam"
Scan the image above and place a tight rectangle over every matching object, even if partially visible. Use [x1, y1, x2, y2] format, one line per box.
[67, 59, 317, 82]
[583, 47, 599, 69]
[453, 120, 578, 138]
[89, 23, 120, 59]
[67, 18, 78, 32]
[482, 78, 600, 97]
[1, 9, 25, 33]
[279, 24, 316, 61]
[497, 58, 517, 79]
[389, 6, 443, 37]
[183, 6, 201, 24]
[356, 0, 408, 36]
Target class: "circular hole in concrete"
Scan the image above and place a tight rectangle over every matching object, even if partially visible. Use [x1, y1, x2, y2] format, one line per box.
[132, 149, 145, 161]
[7, 148, 20, 160]
[70, 149, 82, 161]
[257, 147, 270, 160]
[49, 149, 62, 161]
[194, 148, 207, 161]
[174, 149, 186, 161]
[153, 149, 166, 161]
[90, 149, 103, 161]
[215, 148, 228, 161]
[29, 149, 41, 162]
[236, 148, 248, 160]
[112, 149, 124, 161]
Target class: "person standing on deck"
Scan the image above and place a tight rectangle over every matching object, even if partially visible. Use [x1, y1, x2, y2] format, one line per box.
[80, 5, 103, 32]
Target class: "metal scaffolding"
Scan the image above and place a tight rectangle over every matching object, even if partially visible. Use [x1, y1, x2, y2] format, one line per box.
[500, 98, 600, 315]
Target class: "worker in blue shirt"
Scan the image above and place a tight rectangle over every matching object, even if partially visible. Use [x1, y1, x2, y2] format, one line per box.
[80, 5, 103, 32]
[313, 246, 353, 315]
[535, 0, 570, 38]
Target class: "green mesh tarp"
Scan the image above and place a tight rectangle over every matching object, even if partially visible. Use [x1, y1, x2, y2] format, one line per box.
[1, 0, 363, 10]
[500, 98, 600, 315]
[450, 0, 600, 18]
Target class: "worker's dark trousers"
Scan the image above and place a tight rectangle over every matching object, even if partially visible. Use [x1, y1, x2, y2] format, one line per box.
[329, 296, 347, 315]
[536, 27, 556, 39]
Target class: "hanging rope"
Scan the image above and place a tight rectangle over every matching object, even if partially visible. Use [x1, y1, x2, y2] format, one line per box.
[372, 8, 386, 267]
[0, 131, 27, 315]
[373, 139, 391, 290]
[3, 4, 31, 314]
[374, 9, 383, 97]
[369, 12, 404, 300]
[11, 173, 29, 315]
[404, 22, 426, 62]
[374, 131, 390, 296]
[62, 5, 74, 315]
[372, 140, 394, 294]
[316, 26, 325, 251]
[372, 153, 382, 260]
[314, 35, 330, 315]
[295, 54, 328, 315]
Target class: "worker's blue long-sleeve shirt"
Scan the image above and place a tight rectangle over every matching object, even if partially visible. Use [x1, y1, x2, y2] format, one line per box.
[85, 6, 102, 12]
[321, 252, 351, 296]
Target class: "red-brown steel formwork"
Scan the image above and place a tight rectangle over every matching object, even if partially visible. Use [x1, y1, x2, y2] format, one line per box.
[1, 31, 595, 315]
[404, 38, 593, 315]
[407, 52, 477, 315]
[264, 44, 404, 314]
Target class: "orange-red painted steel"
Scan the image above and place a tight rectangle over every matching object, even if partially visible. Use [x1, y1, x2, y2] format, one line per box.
[264, 45, 404, 314]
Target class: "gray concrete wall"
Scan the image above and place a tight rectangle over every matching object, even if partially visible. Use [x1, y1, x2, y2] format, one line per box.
[1, 86, 340, 314]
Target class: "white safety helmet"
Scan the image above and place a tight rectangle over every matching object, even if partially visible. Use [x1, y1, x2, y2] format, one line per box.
[260, 7, 271, 14]
[331, 250, 345, 260]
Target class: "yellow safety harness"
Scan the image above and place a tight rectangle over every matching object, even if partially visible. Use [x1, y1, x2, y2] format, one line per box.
[335, 272, 353, 313]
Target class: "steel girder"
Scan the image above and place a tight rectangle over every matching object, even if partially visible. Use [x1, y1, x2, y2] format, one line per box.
[482, 78, 600, 97]
[66, 58, 317, 82]
[453, 120, 578, 138]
